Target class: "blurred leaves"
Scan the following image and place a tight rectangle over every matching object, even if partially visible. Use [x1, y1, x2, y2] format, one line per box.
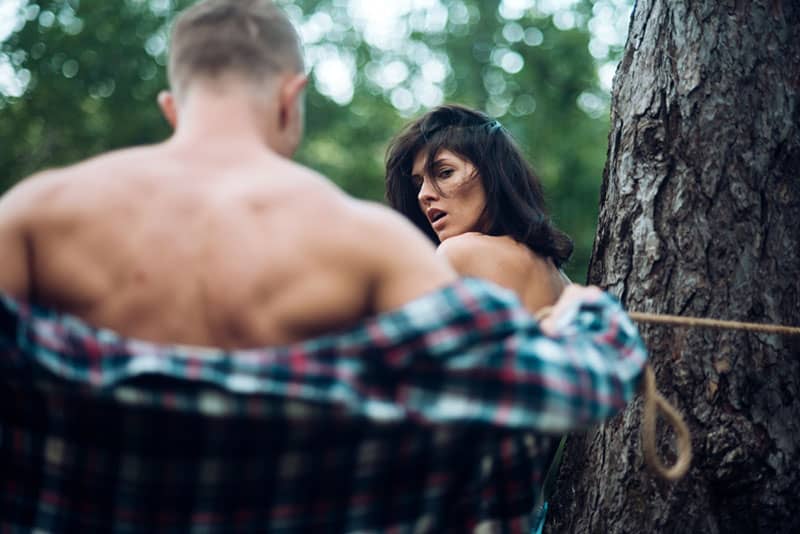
[0, 0, 632, 281]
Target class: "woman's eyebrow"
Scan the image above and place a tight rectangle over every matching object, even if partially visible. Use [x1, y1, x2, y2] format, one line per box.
[430, 158, 454, 168]
[414, 158, 453, 176]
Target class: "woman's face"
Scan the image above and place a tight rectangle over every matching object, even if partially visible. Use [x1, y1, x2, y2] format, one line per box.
[412, 148, 487, 242]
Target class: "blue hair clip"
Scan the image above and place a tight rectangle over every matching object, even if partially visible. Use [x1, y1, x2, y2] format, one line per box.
[485, 120, 503, 133]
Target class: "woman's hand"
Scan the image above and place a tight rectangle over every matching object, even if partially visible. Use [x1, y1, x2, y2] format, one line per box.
[538, 284, 605, 336]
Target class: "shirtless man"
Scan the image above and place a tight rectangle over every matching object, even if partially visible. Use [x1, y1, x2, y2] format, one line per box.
[0, 0, 467, 349]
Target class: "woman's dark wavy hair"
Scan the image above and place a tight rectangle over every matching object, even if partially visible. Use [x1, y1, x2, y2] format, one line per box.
[385, 104, 573, 267]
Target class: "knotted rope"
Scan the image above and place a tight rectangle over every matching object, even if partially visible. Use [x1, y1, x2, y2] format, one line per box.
[534, 306, 800, 481]
[640, 365, 692, 480]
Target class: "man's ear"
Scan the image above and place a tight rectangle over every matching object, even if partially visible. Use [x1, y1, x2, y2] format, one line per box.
[157, 90, 178, 129]
[278, 74, 308, 130]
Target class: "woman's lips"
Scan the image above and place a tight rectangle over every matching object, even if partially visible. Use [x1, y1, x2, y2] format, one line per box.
[427, 208, 446, 224]
[431, 214, 447, 231]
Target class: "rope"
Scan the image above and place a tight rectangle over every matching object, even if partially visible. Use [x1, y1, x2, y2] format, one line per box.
[534, 304, 799, 481]
[532, 290, 800, 488]
[640, 366, 692, 480]
[623, 310, 800, 479]
[628, 312, 800, 336]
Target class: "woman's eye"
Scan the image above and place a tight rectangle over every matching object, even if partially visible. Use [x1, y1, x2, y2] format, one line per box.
[438, 169, 454, 179]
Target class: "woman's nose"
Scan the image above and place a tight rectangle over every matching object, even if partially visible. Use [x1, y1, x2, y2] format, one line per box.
[417, 178, 437, 204]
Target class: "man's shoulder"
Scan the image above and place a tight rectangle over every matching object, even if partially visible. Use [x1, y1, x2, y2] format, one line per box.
[0, 168, 70, 222]
[49, 145, 158, 177]
[344, 198, 436, 243]
[304, 194, 440, 274]
[305, 194, 410, 246]
[0, 147, 149, 217]
[5, 145, 157, 193]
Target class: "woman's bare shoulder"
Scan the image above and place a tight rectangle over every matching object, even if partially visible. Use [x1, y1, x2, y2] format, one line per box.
[436, 233, 532, 280]
[439, 233, 534, 261]
[437, 232, 492, 264]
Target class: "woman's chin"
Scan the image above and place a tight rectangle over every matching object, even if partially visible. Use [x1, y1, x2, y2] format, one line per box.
[437, 230, 460, 242]
[434, 221, 476, 242]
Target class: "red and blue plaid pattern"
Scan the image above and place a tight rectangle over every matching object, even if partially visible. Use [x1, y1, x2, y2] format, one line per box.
[0, 279, 646, 532]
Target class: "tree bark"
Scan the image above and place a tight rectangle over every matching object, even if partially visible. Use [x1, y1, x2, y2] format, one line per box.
[548, 1, 800, 532]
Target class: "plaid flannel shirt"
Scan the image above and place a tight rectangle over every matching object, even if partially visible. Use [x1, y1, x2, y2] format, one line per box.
[0, 279, 647, 533]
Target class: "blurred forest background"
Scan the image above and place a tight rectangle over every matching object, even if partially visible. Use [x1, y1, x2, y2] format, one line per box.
[0, 0, 632, 281]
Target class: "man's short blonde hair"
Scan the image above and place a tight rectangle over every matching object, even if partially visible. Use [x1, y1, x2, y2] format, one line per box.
[168, 0, 303, 97]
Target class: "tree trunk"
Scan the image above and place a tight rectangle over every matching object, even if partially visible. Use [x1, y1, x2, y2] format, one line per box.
[548, 1, 800, 532]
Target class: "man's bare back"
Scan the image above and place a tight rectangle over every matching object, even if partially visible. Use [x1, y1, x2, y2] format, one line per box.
[0, 141, 456, 348]
[0, 0, 468, 348]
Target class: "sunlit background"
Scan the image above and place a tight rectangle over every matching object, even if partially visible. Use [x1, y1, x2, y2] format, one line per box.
[0, 0, 633, 281]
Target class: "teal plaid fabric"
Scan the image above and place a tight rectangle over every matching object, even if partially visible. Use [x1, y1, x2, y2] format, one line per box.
[0, 279, 647, 532]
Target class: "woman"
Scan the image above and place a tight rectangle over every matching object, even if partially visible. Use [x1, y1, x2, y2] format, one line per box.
[385, 104, 572, 314]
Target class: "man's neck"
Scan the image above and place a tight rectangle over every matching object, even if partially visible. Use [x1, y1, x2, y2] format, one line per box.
[168, 87, 283, 156]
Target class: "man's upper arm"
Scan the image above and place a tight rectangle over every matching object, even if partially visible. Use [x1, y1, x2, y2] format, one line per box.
[354, 202, 457, 313]
[0, 181, 36, 299]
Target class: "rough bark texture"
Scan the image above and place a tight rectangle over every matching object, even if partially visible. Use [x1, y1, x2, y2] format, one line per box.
[548, 1, 800, 532]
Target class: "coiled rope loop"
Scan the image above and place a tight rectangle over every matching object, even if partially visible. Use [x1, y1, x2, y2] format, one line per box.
[536, 304, 800, 481]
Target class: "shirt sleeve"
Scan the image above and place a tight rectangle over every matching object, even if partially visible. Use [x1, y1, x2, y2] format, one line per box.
[0, 279, 647, 434]
[367, 279, 648, 433]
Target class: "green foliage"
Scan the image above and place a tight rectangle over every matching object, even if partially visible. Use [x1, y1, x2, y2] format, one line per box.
[0, 0, 630, 281]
